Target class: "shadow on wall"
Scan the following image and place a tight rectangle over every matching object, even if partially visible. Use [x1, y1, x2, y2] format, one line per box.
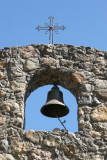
[25, 85, 78, 133]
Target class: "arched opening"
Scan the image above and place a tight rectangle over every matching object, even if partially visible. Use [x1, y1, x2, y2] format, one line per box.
[25, 85, 78, 133]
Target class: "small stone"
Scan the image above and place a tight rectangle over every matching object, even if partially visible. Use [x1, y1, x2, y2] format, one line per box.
[10, 81, 26, 92]
[26, 130, 40, 144]
[95, 89, 107, 100]
[43, 135, 61, 147]
[60, 59, 72, 67]
[61, 144, 79, 158]
[91, 155, 104, 160]
[21, 46, 39, 58]
[78, 94, 92, 105]
[24, 60, 38, 71]
[95, 79, 107, 89]
[45, 46, 52, 54]
[0, 115, 6, 125]
[0, 154, 4, 160]
[0, 72, 5, 79]
[79, 83, 92, 92]
[0, 60, 6, 68]
[5, 154, 15, 160]
[0, 90, 6, 98]
[78, 106, 91, 116]
[40, 57, 56, 66]
[89, 130, 101, 138]
[0, 139, 8, 150]
[90, 106, 107, 122]
[13, 142, 31, 153]
[29, 148, 51, 160]
[103, 133, 107, 140]
[71, 72, 85, 84]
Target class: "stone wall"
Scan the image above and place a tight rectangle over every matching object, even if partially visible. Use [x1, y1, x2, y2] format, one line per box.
[0, 44, 107, 160]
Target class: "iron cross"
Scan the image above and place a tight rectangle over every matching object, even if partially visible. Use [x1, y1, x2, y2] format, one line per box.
[36, 16, 66, 44]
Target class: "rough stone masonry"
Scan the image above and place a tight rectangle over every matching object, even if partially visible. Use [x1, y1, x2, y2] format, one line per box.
[0, 44, 107, 160]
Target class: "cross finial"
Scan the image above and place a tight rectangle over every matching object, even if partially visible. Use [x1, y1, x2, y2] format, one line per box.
[36, 16, 66, 44]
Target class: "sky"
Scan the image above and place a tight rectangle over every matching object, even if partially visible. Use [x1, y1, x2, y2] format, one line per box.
[0, 0, 107, 132]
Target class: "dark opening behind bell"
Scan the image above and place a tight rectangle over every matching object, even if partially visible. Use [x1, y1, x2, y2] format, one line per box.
[40, 85, 69, 118]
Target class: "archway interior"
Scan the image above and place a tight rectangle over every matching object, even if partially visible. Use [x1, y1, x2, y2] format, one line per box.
[25, 85, 78, 133]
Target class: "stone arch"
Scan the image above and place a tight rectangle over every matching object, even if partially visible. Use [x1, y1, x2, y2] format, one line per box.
[24, 66, 79, 131]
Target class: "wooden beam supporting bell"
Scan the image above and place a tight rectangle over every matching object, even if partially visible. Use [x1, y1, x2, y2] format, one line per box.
[40, 85, 69, 118]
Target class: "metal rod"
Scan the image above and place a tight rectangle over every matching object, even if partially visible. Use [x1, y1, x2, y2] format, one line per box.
[57, 116, 67, 130]
[49, 30, 51, 44]
[52, 18, 54, 45]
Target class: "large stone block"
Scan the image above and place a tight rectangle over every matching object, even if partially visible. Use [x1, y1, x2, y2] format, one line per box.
[0, 154, 15, 160]
[95, 89, 107, 100]
[10, 81, 26, 92]
[26, 130, 40, 144]
[43, 134, 61, 147]
[29, 148, 52, 160]
[21, 46, 39, 58]
[90, 106, 107, 122]
[13, 142, 31, 153]
[71, 72, 85, 84]
[89, 130, 101, 138]
[40, 57, 56, 66]
[0, 89, 6, 98]
[0, 72, 5, 79]
[24, 60, 39, 71]
[0, 60, 6, 68]
[0, 115, 6, 125]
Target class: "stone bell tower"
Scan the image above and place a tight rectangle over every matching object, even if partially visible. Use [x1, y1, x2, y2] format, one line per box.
[0, 44, 107, 160]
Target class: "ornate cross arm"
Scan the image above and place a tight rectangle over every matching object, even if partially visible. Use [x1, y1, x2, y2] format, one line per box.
[36, 16, 66, 44]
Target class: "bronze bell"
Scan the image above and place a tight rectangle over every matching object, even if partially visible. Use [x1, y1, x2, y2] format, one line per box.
[40, 85, 69, 118]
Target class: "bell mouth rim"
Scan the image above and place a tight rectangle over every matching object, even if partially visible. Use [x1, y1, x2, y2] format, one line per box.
[41, 99, 69, 118]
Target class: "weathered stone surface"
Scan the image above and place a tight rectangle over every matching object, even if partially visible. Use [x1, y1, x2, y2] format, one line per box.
[44, 45, 52, 54]
[0, 72, 5, 79]
[0, 154, 15, 160]
[79, 83, 92, 92]
[0, 101, 20, 112]
[0, 89, 6, 98]
[78, 106, 91, 116]
[78, 94, 92, 105]
[5, 154, 15, 160]
[90, 106, 107, 122]
[43, 135, 61, 147]
[94, 79, 107, 89]
[62, 144, 79, 158]
[24, 60, 38, 71]
[0, 44, 106, 159]
[13, 142, 31, 153]
[0, 60, 6, 68]
[26, 130, 40, 144]
[40, 57, 56, 66]
[95, 89, 107, 100]
[21, 46, 39, 58]
[29, 148, 52, 160]
[89, 130, 101, 138]
[60, 59, 72, 67]
[0, 115, 6, 125]
[10, 81, 26, 92]
[71, 72, 85, 84]
[0, 139, 8, 150]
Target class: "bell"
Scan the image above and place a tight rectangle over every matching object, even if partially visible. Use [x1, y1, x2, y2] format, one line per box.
[40, 85, 69, 118]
